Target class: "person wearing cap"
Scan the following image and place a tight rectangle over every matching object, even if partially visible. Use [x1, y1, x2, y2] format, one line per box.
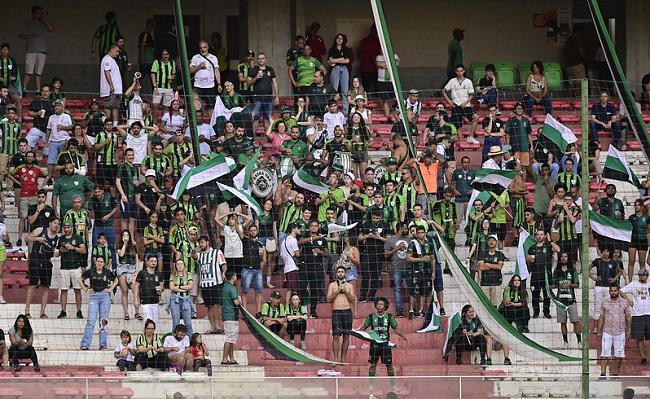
[379, 157, 402, 189]
[621, 267, 650, 364]
[405, 89, 422, 120]
[478, 233, 505, 304]
[56, 220, 86, 320]
[482, 145, 505, 170]
[52, 163, 94, 218]
[549, 251, 582, 348]
[505, 101, 533, 173]
[327, 33, 351, 114]
[309, 71, 339, 118]
[215, 81, 253, 137]
[81, 98, 106, 138]
[347, 111, 370, 177]
[260, 290, 287, 338]
[481, 104, 505, 162]
[248, 52, 279, 132]
[527, 229, 561, 319]
[447, 28, 465, 80]
[44, 98, 73, 181]
[289, 44, 327, 97]
[349, 93, 372, 124]
[237, 49, 256, 103]
[443, 64, 480, 145]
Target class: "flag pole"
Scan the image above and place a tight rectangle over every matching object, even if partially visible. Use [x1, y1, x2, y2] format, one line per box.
[580, 78, 590, 399]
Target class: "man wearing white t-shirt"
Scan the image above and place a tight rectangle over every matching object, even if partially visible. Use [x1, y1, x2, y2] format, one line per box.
[99, 44, 123, 122]
[45, 100, 72, 184]
[190, 40, 221, 110]
[280, 223, 301, 305]
[184, 109, 215, 152]
[443, 64, 479, 145]
[116, 121, 148, 165]
[163, 324, 193, 372]
[375, 53, 400, 118]
[621, 269, 650, 365]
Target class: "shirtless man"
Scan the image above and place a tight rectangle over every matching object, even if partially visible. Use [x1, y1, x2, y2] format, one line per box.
[391, 133, 409, 169]
[327, 265, 357, 362]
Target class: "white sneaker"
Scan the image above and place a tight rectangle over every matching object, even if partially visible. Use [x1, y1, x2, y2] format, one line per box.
[301, 342, 307, 350]
[0, 297, 6, 304]
[563, 342, 569, 349]
[467, 136, 480, 145]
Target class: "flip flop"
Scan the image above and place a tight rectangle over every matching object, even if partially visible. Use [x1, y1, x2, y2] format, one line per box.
[134, 313, 143, 321]
[229, 361, 239, 365]
[124, 315, 130, 320]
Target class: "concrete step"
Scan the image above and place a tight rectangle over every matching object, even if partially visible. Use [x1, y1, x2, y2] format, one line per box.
[29, 349, 249, 366]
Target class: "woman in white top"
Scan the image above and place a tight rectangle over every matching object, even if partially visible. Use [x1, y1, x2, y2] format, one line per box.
[215, 210, 252, 284]
[524, 61, 553, 117]
[160, 99, 186, 140]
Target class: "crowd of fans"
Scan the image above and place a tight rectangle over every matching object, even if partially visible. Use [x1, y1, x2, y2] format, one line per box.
[0, 5, 650, 379]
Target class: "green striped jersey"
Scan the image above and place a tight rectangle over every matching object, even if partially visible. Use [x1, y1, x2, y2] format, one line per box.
[164, 142, 191, 177]
[237, 63, 252, 91]
[0, 57, 17, 88]
[92, 245, 112, 265]
[279, 202, 302, 233]
[63, 209, 91, 242]
[430, 200, 458, 239]
[143, 225, 164, 252]
[150, 59, 176, 90]
[398, 180, 417, 214]
[95, 131, 118, 165]
[170, 201, 200, 222]
[94, 23, 121, 56]
[0, 120, 22, 155]
[177, 239, 198, 274]
[385, 193, 405, 223]
[557, 208, 578, 241]
[142, 154, 170, 179]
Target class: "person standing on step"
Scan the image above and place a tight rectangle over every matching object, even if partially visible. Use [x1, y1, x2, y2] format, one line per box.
[25, 217, 60, 319]
[384, 222, 411, 318]
[549, 252, 582, 348]
[620, 268, 650, 365]
[360, 296, 406, 394]
[221, 270, 240, 365]
[527, 229, 560, 319]
[195, 235, 227, 335]
[78, 256, 117, 351]
[406, 225, 434, 319]
[358, 210, 389, 303]
[57, 220, 86, 320]
[597, 284, 630, 377]
[327, 265, 356, 363]
[590, 246, 622, 334]
[135, 254, 164, 325]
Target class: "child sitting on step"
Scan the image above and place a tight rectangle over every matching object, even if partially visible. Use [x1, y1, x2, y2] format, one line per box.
[190, 332, 212, 376]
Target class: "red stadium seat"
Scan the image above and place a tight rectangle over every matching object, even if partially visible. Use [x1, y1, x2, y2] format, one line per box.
[8, 263, 28, 273]
[558, 115, 580, 123]
[0, 387, 22, 399]
[3, 278, 15, 288]
[627, 141, 641, 150]
[457, 142, 481, 150]
[16, 278, 30, 287]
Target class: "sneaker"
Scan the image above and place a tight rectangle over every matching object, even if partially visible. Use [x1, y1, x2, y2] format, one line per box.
[480, 358, 486, 366]
[455, 357, 462, 365]
[642, 358, 648, 366]
[34, 366, 40, 372]
[522, 327, 530, 333]
[301, 342, 307, 350]
[417, 311, 425, 318]
[57, 310, 67, 319]
[467, 137, 480, 145]
[486, 358, 492, 366]
[440, 307, 446, 316]
[563, 342, 569, 349]
[544, 313, 552, 319]
[504, 358, 512, 365]
[442, 354, 449, 364]
[0, 297, 6, 304]
[15, 239, 22, 247]
[408, 310, 415, 320]
[76, 310, 83, 319]
[290, 339, 295, 345]
[532, 312, 539, 319]
[207, 364, 213, 377]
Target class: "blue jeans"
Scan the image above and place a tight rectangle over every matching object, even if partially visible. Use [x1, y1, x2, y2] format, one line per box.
[330, 65, 350, 114]
[524, 94, 552, 116]
[80, 292, 111, 349]
[242, 268, 263, 293]
[169, 294, 193, 337]
[253, 98, 273, 120]
[477, 88, 498, 106]
[47, 140, 68, 164]
[589, 121, 621, 145]
[392, 268, 413, 314]
[93, 226, 117, 266]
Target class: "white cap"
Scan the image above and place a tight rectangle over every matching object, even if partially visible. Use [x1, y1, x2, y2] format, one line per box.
[145, 169, 157, 177]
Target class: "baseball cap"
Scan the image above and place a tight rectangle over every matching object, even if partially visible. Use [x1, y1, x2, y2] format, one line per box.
[408, 89, 420, 95]
[245, 49, 255, 56]
[62, 220, 72, 227]
[270, 290, 282, 299]
[53, 99, 64, 106]
[487, 234, 498, 241]
[281, 106, 292, 114]
[386, 157, 397, 165]
[145, 169, 157, 177]
[354, 94, 366, 102]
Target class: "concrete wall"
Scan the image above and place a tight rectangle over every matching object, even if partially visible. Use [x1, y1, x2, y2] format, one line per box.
[625, 0, 650, 88]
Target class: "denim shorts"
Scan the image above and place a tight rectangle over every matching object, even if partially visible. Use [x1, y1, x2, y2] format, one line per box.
[48, 140, 68, 164]
[253, 99, 273, 120]
[241, 268, 263, 293]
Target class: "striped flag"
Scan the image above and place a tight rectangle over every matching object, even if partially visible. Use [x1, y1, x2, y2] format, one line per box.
[292, 166, 330, 194]
[417, 299, 441, 333]
[217, 182, 263, 215]
[544, 271, 569, 313]
[515, 228, 535, 281]
[327, 222, 358, 234]
[209, 96, 245, 125]
[539, 114, 578, 160]
[233, 148, 260, 193]
[465, 189, 495, 223]
[169, 153, 236, 199]
[603, 144, 641, 187]
[442, 304, 462, 355]
[471, 168, 517, 194]
[589, 210, 632, 243]
[348, 329, 396, 347]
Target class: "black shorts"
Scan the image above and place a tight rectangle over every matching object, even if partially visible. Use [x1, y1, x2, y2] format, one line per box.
[268, 322, 282, 335]
[444, 237, 455, 251]
[226, 257, 243, 278]
[287, 319, 306, 337]
[28, 260, 53, 287]
[194, 87, 217, 108]
[201, 284, 223, 307]
[630, 237, 649, 251]
[376, 81, 395, 101]
[632, 315, 650, 341]
[369, 343, 393, 365]
[332, 308, 353, 337]
[412, 269, 432, 296]
[489, 223, 507, 242]
[96, 164, 117, 186]
[451, 106, 476, 124]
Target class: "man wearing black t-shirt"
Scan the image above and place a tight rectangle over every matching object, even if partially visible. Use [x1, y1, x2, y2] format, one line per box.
[358, 210, 389, 302]
[308, 70, 338, 116]
[300, 221, 329, 318]
[27, 189, 55, 233]
[241, 225, 265, 313]
[589, 247, 622, 333]
[478, 235, 505, 306]
[527, 229, 561, 319]
[135, 254, 163, 325]
[248, 52, 279, 132]
[57, 221, 87, 320]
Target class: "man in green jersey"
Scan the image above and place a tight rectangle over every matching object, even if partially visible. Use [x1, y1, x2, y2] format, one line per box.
[360, 296, 406, 383]
[94, 118, 119, 192]
[280, 126, 308, 167]
[406, 226, 435, 318]
[150, 48, 176, 119]
[556, 158, 581, 193]
[116, 148, 139, 238]
[141, 143, 172, 187]
[384, 180, 405, 232]
[52, 163, 94, 217]
[91, 12, 121, 62]
[0, 107, 22, 185]
[315, 172, 345, 222]
[237, 49, 255, 102]
[549, 251, 582, 348]
[288, 45, 326, 96]
[88, 185, 118, 263]
[63, 194, 92, 245]
[0, 43, 22, 118]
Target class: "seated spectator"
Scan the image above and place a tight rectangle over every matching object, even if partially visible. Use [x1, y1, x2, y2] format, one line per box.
[589, 91, 621, 149]
[114, 330, 136, 372]
[190, 333, 212, 376]
[285, 293, 308, 349]
[261, 290, 287, 338]
[265, 119, 291, 155]
[475, 64, 498, 107]
[499, 275, 530, 333]
[164, 324, 193, 374]
[9, 315, 40, 372]
[443, 305, 488, 365]
[160, 99, 185, 140]
[213, 81, 252, 136]
[0, 328, 8, 371]
[481, 104, 505, 163]
[524, 61, 552, 117]
[135, 319, 168, 371]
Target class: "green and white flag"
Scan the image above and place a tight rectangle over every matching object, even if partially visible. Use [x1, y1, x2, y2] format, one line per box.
[217, 182, 263, 216]
[328, 222, 358, 234]
[233, 148, 260, 193]
[603, 144, 641, 187]
[589, 210, 632, 243]
[515, 228, 535, 281]
[417, 300, 441, 333]
[292, 166, 330, 194]
[442, 304, 461, 355]
[170, 153, 236, 199]
[348, 329, 396, 347]
[471, 168, 517, 194]
[539, 114, 578, 159]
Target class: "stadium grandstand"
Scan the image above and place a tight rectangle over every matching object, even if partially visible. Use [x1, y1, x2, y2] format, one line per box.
[0, 0, 649, 398]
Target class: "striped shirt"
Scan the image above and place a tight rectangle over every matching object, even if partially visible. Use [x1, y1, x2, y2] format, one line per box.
[398, 180, 417, 214]
[0, 57, 17, 88]
[557, 208, 578, 242]
[95, 131, 118, 165]
[556, 172, 581, 192]
[197, 248, 226, 287]
[237, 62, 253, 92]
[169, 223, 190, 250]
[143, 225, 164, 253]
[385, 193, 405, 223]
[279, 202, 302, 233]
[178, 239, 198, 274]
[430, 200, 458, 239]
[64, 209, 91, 242]
[94, 23, 121, 57]
[150, 59, 176, 90]
[141, 154, 170, 185]
[92, 245, 112, 265]
[0, 120, 22, 155]
[164, 141, 191, 177]
[170, 201, 200, 222]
